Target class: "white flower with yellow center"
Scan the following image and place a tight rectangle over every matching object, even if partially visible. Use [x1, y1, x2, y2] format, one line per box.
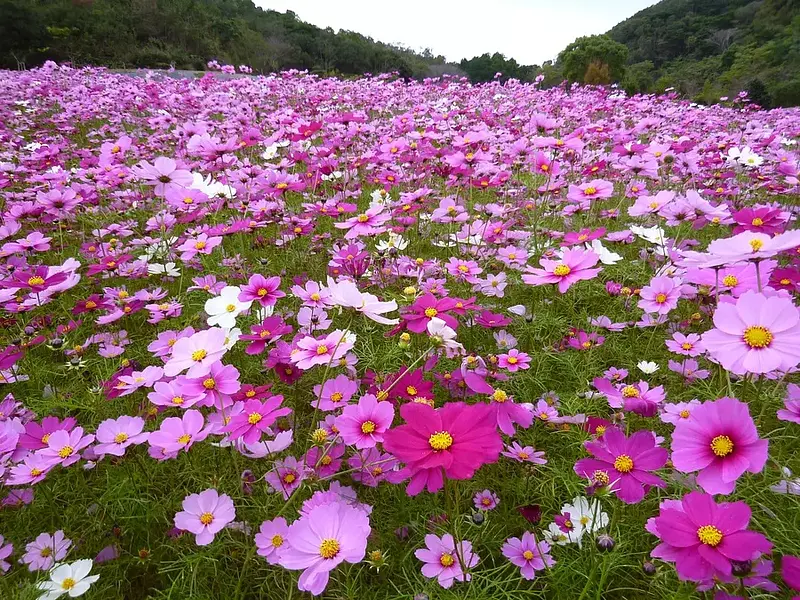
[204, 286, 251, 329]
[36, 559, 99, 600]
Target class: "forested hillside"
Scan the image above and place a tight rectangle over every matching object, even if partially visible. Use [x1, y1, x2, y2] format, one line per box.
[0, 0, 458, 78]
[608, 0, 800, 106]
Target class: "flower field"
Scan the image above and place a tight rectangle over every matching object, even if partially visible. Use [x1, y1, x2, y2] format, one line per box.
[1, 63, 800, 600]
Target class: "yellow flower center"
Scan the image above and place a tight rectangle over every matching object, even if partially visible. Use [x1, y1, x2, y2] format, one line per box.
[257, 288, 268, 297]
[584, 186, 597, 195]
[750, 239, 763, 251]
[710, 435, 734, 457]
[40, 547, 52, 557]
[781, 278, 791, 285]
[743, 326, 772, 348]
[614, 454, 634, 473]
[751, 218, 764, 226]
[679, 409, 690, 418]
[199, 512, 214, 525]
[429, 431, 453, 451]
[61, 578, 76, 590]
[248, 412, 263, 425]
[271, 534, 284, 547]
[361, 420, 376, 434]
[507, 356, 518, 364]
[439, 553, 455, 567]
[582, 340, 592, 348]
[316, 345, 328, 355]
[656, 293, 668, 303]
[621, 385, 640, 398]
[311, 428, 328, 443]
[592, 470, 610, 485]
[553, 264, 571, 276]
[226, 303, 237, 312]
[681, 342, 693, 350]
[357, 214, 369, 223]
[321, 455, 333, 466]
[522, 550, 534, 560]
[171, 396, 184, 405]
[697, 525, 723, 546]
[276, 182, 288, 189]
[723, 275, 738, 287]
[195, 241, 206, 250]
[283, 473, 296, 484]
[320, 538, 340, 559]
[41, 433, 51, 444]
[458, 264, 469, 273]
[518, 451, 529, 460]
[114, 433, 129, 443]
[203, 378, 216, 390]
[492, 389, 508, 403]
[191, 349, 207, 361]
[31, 467, 42, 476]
[58, 446, 74, 458]
[28, 276, 46, 286]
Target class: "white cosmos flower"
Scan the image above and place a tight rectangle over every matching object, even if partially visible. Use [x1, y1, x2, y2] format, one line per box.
[587, 239, 622, 265]
[542, 522, 571, 546]
[427, 317, 464, 357]
[204, 286, 251, 329]
[637, 361, 659, 374]
[37, 559, 99, 599]
[147, 262, 180, 277]
[222, 327, 242, 350]
[375, 232, 408, 252]
[738, 148, 763, 168]
[558, 496, 609, 548]
[630, 225, 667, 247]
[191, 172, 235, 198]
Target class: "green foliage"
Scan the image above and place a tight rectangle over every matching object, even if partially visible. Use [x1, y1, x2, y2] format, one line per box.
[0, 0, 451, 77]
[558, 35, 629, 84]
[459, 52, 536, 83]
[603, 0, 800, 102]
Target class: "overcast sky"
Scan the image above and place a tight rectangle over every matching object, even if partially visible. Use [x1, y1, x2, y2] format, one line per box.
[254, 0, 659, 65]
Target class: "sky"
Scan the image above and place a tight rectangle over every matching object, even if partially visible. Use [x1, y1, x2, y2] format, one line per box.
[254, 0, 660, 65]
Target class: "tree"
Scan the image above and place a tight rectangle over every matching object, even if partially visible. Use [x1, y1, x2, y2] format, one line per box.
[558, 35, 629, 84]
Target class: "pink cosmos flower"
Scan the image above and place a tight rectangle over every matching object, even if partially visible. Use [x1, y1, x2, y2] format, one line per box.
[402, 294, 460, 333]
[21, 530, 71, 571]
[255, 517, 289, 565]
[502, 441, 547, 464]
[174, 488, 235, 546]
[291, 280, 333, 308]
[489, 389, 534, 436]
[777, 384, 800, 424]
[660, 400, 701, 425]
[649, 491, 772, 582]
[671, 397, 768, 495]
[445, 257, 483, 283]
[132, 157, 193, 195]
[473, 489, 499, 511]
[0, 535, 11, 573]
[334, 206, 391, 239]
[279, 502, 370, 596]
[148, 410, 208, 458]
[6, 453, 55, 485]
[566, 179, 613, 203]
[497, 349, 530, 371]
[502, 531, 554, 580]
[668, 359, 710, 382]
[290, 330, 354, 370]
[177, 233, 223, 262]
[383, 402, 502, 495]
[574, 427, 668, 504]
[701, 291, 800, 375]
[223, 395, 292, 444]
[415, 533, 479, 589]
[638, 276, 682, 315]
[38, 427, 94, 468]
[592, 378, 664, 417]
[666, 332, 704, 357]
[147, 379, 204, 409]
[239, 274, 285, 307]
[522, 248, 601, 293]
[312, 374, 358, 411]
[265, 456, 308, 499]
[18, 416, 77, 451]
[304, 443, 345, 478]
[94, 416, 149, 458]
[181, 361, 240, 409]
[335, 394, 394, 449]
[164, 327, 228, 378]
[783, 555, 800, 592]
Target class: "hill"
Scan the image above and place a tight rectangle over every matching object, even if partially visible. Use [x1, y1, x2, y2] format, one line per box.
[0, 0, 460, 78]
[607, 0, 800, 106]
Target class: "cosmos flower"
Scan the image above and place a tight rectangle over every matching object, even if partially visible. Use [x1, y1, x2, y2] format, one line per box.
[671, 397, 768, 495]
[36, 559, 100, 600]
[502, 531, 554, 580]
[415, 533, 479, 589]
[522, 248, 601, 293]
[335, 394, 394, 449]
[174, 489, 236, 546]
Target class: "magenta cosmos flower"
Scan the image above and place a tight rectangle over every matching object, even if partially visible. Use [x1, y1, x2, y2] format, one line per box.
[174, 488, 235, 546]
[671, 397, 768, 495]
[522, 248, 601, 293]
[415, 533, 479, 589]
[279, 502, 370, 596]
[383, 402, 502, 495]
[574, 427, 668, 504]
[649, 492, 772, 582]
[334, 206, 391, 239]
[502, 531, 555, 580]
[223, 395, 292, 444]
[497, 349, 530, 372]
[701, 291, 800, 375]
[335, 394, 394, 449]
[239, 274, 285, 307]
[638, 276, 682, 315]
